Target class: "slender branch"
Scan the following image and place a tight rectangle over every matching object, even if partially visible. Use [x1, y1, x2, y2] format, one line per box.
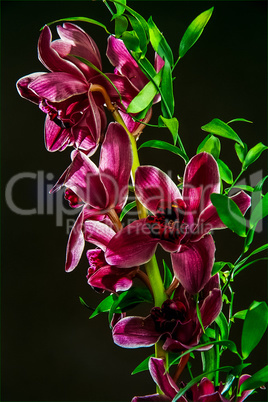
[107, 208, 123, 232]
[102, 0, 114, 16]
[166, 277, 179, 297]
[90, 84, 116, 113]
[172, 353, 190, 383]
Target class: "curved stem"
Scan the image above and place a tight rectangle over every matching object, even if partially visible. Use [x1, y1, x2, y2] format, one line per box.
[166, 277, 179, 297]
[172, 353, 190, 383]
[107, 208, 123, 232]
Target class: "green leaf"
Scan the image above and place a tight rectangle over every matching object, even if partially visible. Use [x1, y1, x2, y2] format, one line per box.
[148, 17, 174, 66]
[211, 261, 234, 276]
[230, 363, 251, 377]
[120, 200, 136, 221]
[179, 7, 214, 59]
[172, 366, 233, 401]
[163, 260, 173, 290]
[254, 175, 268, 193]
[79, 297, 92, 310]
[217, 159, 233, 184]
[161, 59, 174, 117]
[201, 348, 216, 380]
[250, 192, 268, 227]
[127, 71, 161, 113]
[115, 16, 128, 37]
[114, 0, 126, 16]
[131, 355, 153, 375]
[235, 244, 268, 269]
[227, 118, 253, 124]
[122, 30, 141, 52]
[243, 226, 256, 253]
[241, 301, 268, 359]
[108, 287, 153, 323]
[229, 185, 254, 192]
[210, 194, 247, 237]
[89, 294, 117, 319]
[138, 140, 188, 162]
[197, 135, 221, 160]
[128, 15, 148, 55]
[201, 118, 244, 147]
[159, 116, 179, 145]
[235, 142, 248, 163]
[243, 142, 268, 170]
[42, 17, 111, 34]
[232, 310, 248, 320]
[215, 312, 229, 340]
[239, 365, 268, 393]
[234, 257, 268, 277]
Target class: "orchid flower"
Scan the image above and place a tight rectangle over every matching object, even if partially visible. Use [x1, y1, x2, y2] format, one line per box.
[51, 122, 133, 271]
[112, 274, 222, 351]
[16, 23, 147, 153]
[105, 153, 251, 294]
[132, 358, 253, 402]
[106, 35, 164, 135]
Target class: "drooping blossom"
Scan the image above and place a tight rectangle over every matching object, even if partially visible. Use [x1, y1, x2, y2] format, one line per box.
[106, 153, 251, 294]
[132, 358, 253, 402]
[86, 248, 138, 293]
[16, 23, 148, 153]
[106, 35, 164, 135]
[113, 274, 222, 351]
[51, 122, 133, 271]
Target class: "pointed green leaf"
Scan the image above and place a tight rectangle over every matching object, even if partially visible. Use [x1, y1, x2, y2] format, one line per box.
[179, 7, 214, 59]
[114, 0, 126, 16]
[242, 142, 268, 170]
[230, 185, 254, 192]
[128, 15, 148, 55]
[148, 17, 174, 66]
[232, 310, 248, 320]
[119, 200, 137, 221]
[250, 192, 268, 227]
[127, 71, 161, 113]
[241, 301, 268, 359]
[42, 17, 111, 34]
[215, 312, 229, 340]
[201, 348, 216, 380]
[115, 15, 128, 37]
[239, 365, 268, 393]
[131, 355, 153, 375]
[89, 294, 117, 319]
[210, 193, 247, 237]
[159, 116, 179, 145]
[163, 260, 173, 290]
[234, 257, 268, 277]
[227, 118, 253, 124]
[235, 244, 268, 269]
[211, 261, 234, 276]
[217, 159, 233, 184]
[197, 134, 221, 160]
[201, 118, 244, 147]
[138, 140, 188, 162]
[161, 59, 174, 117]
[235, 142, 248, 163]
[243, 226, 256, 253]
[122, 30, 141, 52]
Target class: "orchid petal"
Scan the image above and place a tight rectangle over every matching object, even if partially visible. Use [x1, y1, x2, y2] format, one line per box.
[183, 153, 220, 219]
[16, 73, 47, 104]
[193, 191, 251, 241]
[113, 316, 160, 348]
[171, 235, 215, 294]
[38, 25, 85, 79]
[65, 210, 85, 272]
[200, 288, 222, 328]
[107, 36, 148, 91]
[28, 72, 88, 103]
[88, 266, 136, 293]
[99, 122, 132, 210]
[149, 358, 179, 399]
[105, 219, 159, 268]
[45, 116, 71, 151]
[83, 220, 116, 251]
[64, 152, 109, 209]
[135, 166, 181, 214]
[236, 375, 254, 402]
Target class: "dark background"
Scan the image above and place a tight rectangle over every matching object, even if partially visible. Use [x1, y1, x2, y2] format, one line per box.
[1, 1, 267, 401]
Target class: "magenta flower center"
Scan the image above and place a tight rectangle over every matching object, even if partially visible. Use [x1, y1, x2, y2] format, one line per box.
[145, 199, 187, 242]
[64, 189, 83, 208]
[151, 299, 187, 332]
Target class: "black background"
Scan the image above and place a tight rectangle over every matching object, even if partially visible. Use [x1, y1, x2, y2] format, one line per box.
[1, 1, 267, 401]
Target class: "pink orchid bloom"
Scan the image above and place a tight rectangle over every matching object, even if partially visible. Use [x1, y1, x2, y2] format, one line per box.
[113, 274, 222, 351]
[132, 357, 253, 402]
[105, 153, 251, 294]
[51, 122, 133, 272]
[16, 24, 146, 153]
[86, 248, 138, 293]
[106, 35, 164, 135]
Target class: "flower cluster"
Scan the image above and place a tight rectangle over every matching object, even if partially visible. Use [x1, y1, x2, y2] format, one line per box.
[17, 4, 268, 401]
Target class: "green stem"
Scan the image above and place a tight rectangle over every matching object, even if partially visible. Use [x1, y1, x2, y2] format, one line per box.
[145, 255, 167, 307]
[214, 325, 220, 386]
[225, 169, 245, 195]
[102, 0, 114, 16]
